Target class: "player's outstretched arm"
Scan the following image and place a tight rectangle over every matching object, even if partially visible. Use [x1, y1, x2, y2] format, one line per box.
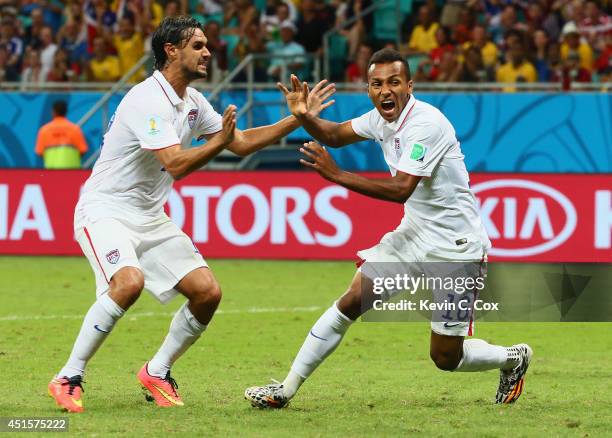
[223, 114, 301, 157]
[300, 141, 421, 203]
[153, 105, 236, 180]
[279, 74, 365, 148]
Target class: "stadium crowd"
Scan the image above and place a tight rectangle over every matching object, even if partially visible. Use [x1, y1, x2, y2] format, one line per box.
[0, 0, 609, 88]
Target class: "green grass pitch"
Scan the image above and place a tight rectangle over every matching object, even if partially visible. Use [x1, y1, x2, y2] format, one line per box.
[1, 256, 611, 436]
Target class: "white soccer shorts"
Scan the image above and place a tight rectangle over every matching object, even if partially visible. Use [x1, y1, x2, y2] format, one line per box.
[75, 216, 207, 304]
[357, 226, 486, 337]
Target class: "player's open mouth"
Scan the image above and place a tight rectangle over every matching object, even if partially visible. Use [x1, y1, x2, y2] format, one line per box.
[381, 100, 395, 112]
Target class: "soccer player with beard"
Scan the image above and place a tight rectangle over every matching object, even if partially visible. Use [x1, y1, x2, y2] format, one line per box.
[47, 16, 330, 412]
[245, 48, 533, 408]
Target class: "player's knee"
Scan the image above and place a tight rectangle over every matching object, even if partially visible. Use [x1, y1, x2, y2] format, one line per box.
[430, 349, 461, 371]
[110, 268, 144, 307]
[192, 279, 222, 308]
[337, 283, 362, 320]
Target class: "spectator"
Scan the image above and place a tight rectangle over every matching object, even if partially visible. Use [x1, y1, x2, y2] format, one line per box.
[406, 4, 440, 56]
[223, 0, 258, 36]
[525, 2, 545, 35]
[496, 37, 537, 90]
[57, 18, 89, 70]
[35, 100, 88, 169]
[112, 15, 145, 82]
[261, 1, 294, 41]
[415, 26, 455, 81]
[336, 0, 372, 61]
[344, 43, 372, 84]
[0, 18, 23, 71]
[540, 0, 561, 41]
[199, 0, 224, 16]
[164, 0, 181, 18]
[580, 1, 611, 48]
[20, 48, 45, 88]
[88, 35, 120, 81]
[453, 6, 475, 45]
[490, 5, 527, 46]
[532, 28, 552, 81]
[84, 0, 117, 51]
[39, 25, 58, 80]
[561, 50, 592, 88]
[266, 19, 306, 80]
[464, 24, 498, 68]
[0, 44, 19, 81]
[204, 20, 227, 81]
[23, 7, 46, 48]
[560, 21, 593, 72]
[233, 20, 268, 81]
[546, 41, 563, 82]
[47, 48, 74, 82]
[296, 0, 335, 55]
[594, 33, 611, 79]
[435, 49, 459, 82]
[20, 0, 63, 33]
[453, 46, 488, 82]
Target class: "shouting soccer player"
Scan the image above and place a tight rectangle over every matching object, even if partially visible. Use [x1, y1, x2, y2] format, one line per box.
[245, 49, 532, 408]
[48, 16, 331, 413]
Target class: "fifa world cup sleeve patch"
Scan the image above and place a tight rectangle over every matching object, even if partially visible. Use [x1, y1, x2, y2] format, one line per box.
[409, 143, 427, 162]
[146, 115, 163, 136]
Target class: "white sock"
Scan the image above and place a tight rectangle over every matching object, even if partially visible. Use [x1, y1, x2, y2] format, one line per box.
[454, 339, 519, 372]
[58, 293, 125, 378]
[284, 303, 353, 398]
[148, 302, 206, 378]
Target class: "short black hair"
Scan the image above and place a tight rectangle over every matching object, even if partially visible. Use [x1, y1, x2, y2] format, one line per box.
[367, 48, 411, 80]
[152, 16, 204, 70]
[52, 100, 67, 117]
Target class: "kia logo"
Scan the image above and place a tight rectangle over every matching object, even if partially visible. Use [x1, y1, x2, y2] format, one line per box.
[472, 179, 577, 257]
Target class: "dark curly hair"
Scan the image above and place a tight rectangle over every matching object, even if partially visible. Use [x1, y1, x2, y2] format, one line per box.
[152, 16, 204, 70]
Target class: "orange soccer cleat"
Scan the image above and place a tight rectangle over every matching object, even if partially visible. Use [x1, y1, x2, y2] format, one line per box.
[48, 376, 85, 413]
[137, 363, 184, 407]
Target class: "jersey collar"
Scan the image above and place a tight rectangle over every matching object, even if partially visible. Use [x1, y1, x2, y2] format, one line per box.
[152, 70, 183, 107]
[383, 94, 416, 132]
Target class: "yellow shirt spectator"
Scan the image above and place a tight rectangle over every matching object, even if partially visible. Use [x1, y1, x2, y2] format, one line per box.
[560, 42, 593, 72]
[90, 55, 121, 82]
[463, 41, 498, 67]
[496, 60, 537, 92]
[408, 22, 439, 54]
[113, 32, 145, 82]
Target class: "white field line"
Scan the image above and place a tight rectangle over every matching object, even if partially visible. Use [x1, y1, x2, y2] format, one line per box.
[0, 306, 322, 322]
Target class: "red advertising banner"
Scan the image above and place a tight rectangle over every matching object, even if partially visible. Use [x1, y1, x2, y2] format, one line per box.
[0, 170, 610, 262]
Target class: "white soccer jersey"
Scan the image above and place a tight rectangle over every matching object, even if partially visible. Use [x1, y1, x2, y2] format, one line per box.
[75, 70, 222, 228]
[351, 94, 491, 259]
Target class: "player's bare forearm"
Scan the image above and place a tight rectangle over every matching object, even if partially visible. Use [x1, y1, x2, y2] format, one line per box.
[156, 105, 236, 179]
[298, 114, 364, 148]
[299, 141, 419, 202]
[331, 171, 421, 203]
[159, 135, 228, 180]
[298, 113, 344, 147]
[227, 115, 300, 156]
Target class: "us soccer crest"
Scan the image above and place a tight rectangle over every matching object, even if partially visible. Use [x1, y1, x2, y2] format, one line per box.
[106, 249, 120, 264]
[394, 137, 401, 159]
[188, 109, 198, 129]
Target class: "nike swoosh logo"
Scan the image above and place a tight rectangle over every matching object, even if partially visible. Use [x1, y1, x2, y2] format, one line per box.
[443, 322, 461, 328]
[151, 383, 183, 405]
[309, 330, 328, 341]
[94, 324, 110, 333]
[71, 397, 83, 407]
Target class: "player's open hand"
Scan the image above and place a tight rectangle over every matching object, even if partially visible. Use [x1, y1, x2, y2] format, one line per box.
[277, 74, 309, 118]
[299, 141, 341, 182]
[220, 104, 236, 146]
[306, 79, 336, 118]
